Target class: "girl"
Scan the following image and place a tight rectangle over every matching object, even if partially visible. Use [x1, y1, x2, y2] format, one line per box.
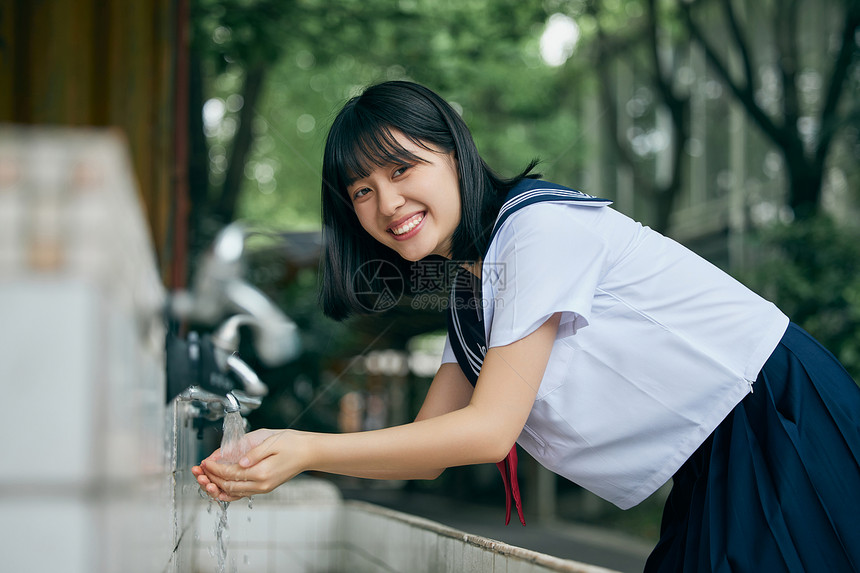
[194, 81, 860, 572]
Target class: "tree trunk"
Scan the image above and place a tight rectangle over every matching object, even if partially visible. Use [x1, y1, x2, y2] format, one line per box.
[681, 0, 859, 220]
[785, 153, 825, 220]
[215, 64, 266, 225]
[187, 52, 210, 262]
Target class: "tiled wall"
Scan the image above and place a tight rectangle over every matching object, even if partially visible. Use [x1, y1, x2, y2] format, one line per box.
[193, 478, 618, 573]
[193, 478, 343, 572]
[0, 127, 185, 573]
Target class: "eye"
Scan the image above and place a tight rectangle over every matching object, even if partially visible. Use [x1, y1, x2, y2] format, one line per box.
[392, 164, 410, 178]
[352, 187, 371, 200]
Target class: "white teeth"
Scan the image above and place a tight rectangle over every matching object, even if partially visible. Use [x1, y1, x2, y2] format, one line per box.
[391, 213, 424, 235]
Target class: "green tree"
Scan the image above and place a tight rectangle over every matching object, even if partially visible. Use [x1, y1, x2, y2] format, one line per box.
[189, 0, 295, 256]
[571, 0, 858, 230]
[680, 0, 859, 218]
[740, 215, 860, 381]
[578, 0, 691, 232]
[236, 1, 584, 232]
[190, 0, 567, 248]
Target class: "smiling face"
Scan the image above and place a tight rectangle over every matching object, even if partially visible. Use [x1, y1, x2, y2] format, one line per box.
[347, 130, 462, 261]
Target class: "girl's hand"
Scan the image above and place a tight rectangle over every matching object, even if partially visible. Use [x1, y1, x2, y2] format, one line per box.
[193, 428, 307, 502]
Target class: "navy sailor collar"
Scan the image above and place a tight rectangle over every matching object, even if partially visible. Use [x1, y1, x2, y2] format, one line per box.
[485, 179, 612, 253]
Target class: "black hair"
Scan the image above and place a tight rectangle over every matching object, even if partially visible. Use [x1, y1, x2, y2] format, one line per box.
[319, 81, 538, 321]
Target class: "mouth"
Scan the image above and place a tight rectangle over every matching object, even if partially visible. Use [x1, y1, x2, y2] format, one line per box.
[387, 212, 425, 238]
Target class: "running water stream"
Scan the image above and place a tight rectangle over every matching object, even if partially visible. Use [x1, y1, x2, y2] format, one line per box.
[219, 411, 249, 465]
[211, 410, 252, 573]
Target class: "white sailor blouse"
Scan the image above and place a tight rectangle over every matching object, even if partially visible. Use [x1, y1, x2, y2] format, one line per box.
[443, 179, 789, 512]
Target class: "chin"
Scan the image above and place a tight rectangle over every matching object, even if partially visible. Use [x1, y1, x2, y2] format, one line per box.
[387, 243, 430, 262]
[396, 251, 425, 262]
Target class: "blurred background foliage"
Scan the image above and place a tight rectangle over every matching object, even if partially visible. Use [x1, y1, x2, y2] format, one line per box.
[185, 0, 859, 540]
[739, 216, 860, 380]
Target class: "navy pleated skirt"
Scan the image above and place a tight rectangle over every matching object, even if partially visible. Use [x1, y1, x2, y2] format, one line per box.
[645, 323, 860, 573]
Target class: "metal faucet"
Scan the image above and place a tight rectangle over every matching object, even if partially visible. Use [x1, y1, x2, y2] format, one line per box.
[211, 315, 271, 397]
[165, 223, 300, 418]
[171, 223, 300, 368]
[177, 386, 241, 421]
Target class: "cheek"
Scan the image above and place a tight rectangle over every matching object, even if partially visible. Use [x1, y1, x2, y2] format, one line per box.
[444, 189, 462, 226]
[354, 207, 383, 238]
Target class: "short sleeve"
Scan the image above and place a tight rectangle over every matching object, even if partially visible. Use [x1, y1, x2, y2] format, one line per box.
[484, 203, 610, 349]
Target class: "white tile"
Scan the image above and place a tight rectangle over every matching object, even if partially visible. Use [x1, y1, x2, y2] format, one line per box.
[177, 472, 202, 534]
[0, 497, 94, 573]
[0, 281, 98, 483]
[100, 488, 169, 573]
[0, 193, 24, 272]
[194, 545, 218, 573]
[437, 535, 464, 573]
[463, 543, 486, 572]
[173, 538, 196, 573]
[310, 504, 340, 545]
[506, 558, 541, 573]
[226, 547, 270, 573]
[271, 546, 326, 573]
[164, 551, 178, 573]
[194, 501, 222, 544]
[366, 512, 392, 564]
[403, 525, 437, 573]
[494, 552, 510, 573]
[482, 546, 496, 571]
[223, 503, 272, 547]
[336, 546, 387, 573]
[272, 506, 316, 545]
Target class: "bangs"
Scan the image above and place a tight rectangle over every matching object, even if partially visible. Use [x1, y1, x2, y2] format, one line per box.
[332, 118, 432, 188]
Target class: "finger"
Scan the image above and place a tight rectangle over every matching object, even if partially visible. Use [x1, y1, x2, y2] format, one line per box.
[206, 463, 258, 496]
[219, 479, 258, 500]
[206, 477, 244, 501]
[239, 433, 280, 468]
[204, 482, 223, 500]
[200, 459, 234, 480]
[204, 466, 248, 495]
[202, 448, 223, 465]
[203, 459, 258, 483]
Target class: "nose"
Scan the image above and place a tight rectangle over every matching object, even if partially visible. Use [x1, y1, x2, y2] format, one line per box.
[376, 182, 405, 217]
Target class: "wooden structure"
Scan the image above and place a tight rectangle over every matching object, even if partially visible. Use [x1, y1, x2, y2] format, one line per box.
[0, 0, 187, 284]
